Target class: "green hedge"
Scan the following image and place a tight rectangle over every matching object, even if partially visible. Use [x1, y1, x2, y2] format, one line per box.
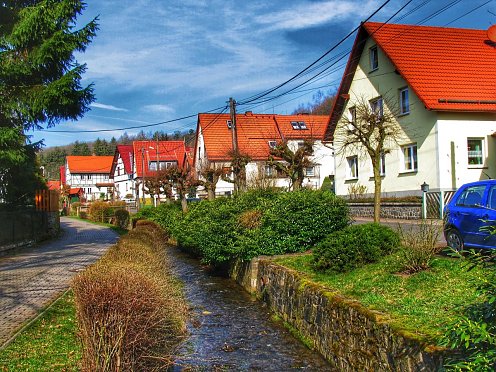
[312, 223, 400, 273]
[135, 189, 350, 267]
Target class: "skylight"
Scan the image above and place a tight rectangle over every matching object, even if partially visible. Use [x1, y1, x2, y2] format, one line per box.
[290, 121, 308, 130]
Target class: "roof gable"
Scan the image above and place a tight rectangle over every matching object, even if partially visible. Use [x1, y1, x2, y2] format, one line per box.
[132, 140, 187, 177]
[110, 145, 133, 176]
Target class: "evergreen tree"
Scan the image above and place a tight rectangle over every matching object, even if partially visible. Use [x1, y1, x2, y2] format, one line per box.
[109, 137, 117, 154]
[39, 146, 67, 180]
[93, 138, 104, 155]
[0, 0, 98, 204]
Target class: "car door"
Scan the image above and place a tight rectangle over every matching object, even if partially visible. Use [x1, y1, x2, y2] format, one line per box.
[451, 184, 488, 246]
[479, 184, 496, 248]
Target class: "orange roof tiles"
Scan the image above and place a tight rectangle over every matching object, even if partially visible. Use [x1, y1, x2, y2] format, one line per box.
[324, 22, 496, 141]
[66, 156, 114, 174]
[363, 22, 496, 112]
[133, 140, 187, 177]
[197, 112, 329, 161]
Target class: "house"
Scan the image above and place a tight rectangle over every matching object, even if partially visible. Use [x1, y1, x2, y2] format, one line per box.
[325, 22, 496, 198]
[109, 145, 134, 200]
[132, 140, 188, 202]
[64, 156, 114, 200]
[194, 112, 332, 196]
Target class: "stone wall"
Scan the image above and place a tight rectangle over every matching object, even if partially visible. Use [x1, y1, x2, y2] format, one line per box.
[348, 202, 422, 220]
[0, 210, 60, 252]
[229, 257, 443, 371]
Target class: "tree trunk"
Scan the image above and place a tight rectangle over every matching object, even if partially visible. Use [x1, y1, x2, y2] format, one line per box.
[372, 161, 382, 223]
[207, 188, 215, 200]
[181, 196, 188, 213]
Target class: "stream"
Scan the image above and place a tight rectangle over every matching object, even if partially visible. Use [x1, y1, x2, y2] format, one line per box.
[168, 246, 332, 371]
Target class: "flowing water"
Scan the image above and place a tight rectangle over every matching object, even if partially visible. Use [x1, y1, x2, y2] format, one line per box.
[168, 246, 332, 371]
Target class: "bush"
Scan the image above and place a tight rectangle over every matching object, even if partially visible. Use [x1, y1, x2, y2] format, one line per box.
[114, 209, 130, 229]
[72, 224, 186, 371]
[79, 211, 87, 219]
[88, 201, 114, 222]
[313, 223, 400, 273]
[398, 220, 442, 273]
[70, 202, 81, 216]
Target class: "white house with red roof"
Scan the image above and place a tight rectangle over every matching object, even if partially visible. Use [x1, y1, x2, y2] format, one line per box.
[64, 155, 114, 200]
[194, 111, 333, 196]
[132, 140, 188, 202]
[110, 145, 135, 200]
[325, 22, 496, 198]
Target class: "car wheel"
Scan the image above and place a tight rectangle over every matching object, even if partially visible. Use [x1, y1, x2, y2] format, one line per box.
[446, 229, 464, 251]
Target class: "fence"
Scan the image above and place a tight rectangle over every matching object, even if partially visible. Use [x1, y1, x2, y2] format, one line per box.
[35, 189, 59, 212]
[422, 190, 456, 219]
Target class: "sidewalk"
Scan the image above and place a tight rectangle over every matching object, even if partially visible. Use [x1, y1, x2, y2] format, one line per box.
[0, 217, 119, 347]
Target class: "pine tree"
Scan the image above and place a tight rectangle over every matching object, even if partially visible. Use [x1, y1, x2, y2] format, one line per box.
[0, 0, 98, 204]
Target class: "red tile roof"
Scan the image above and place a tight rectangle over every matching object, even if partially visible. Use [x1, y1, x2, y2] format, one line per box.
[47, 180, 60, 190]
[66, 156, 114, 174]
[133, 140, 187, 177]
[196, 112, 328, 161]
[110, 145, 133, 177]
[325, 22, 496, 141]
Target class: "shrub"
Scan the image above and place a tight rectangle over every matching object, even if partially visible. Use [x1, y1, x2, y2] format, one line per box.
[72, 224, 186, 371]
[70, 202, 81, 215]
[88, 201, 114, 222]
[398, 220, 442, 273]
[114, 209, 130, 229]
[79, 211, 87, 219]
[313, 223, 400, 273]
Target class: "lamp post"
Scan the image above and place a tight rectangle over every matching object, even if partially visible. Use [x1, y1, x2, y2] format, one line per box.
[421, 182, 429, 219]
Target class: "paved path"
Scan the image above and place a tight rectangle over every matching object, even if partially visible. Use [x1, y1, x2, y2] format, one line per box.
[0, 217, 119, 347]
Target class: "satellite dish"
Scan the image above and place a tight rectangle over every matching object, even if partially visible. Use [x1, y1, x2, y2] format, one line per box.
[488, 24, 496, 43]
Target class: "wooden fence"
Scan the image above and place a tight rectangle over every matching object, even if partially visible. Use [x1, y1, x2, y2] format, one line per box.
[35, 189, 59, 212]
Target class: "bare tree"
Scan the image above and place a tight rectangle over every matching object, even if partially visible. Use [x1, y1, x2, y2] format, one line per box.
[334, 96, 403, 222]
[167, 166, 199, 213]
[199, 162, 226, 200]
[224, 150, 251, 194]
[268, 139, 314, 191]
[247, 162, 277, 190]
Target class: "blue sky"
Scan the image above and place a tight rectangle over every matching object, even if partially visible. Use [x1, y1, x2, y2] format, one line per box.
[34, 0, 495, 147]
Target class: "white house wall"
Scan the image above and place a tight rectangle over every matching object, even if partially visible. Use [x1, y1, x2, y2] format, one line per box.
[113, 155, 134, 200]
[436, 112, 496, 190]
[334, 36, 440, 197]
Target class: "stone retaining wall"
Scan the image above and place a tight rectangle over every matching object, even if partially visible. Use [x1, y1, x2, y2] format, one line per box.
[0, 210, 60, 252]
[348, 202, 422, 220]
[229, 257, 442, 371]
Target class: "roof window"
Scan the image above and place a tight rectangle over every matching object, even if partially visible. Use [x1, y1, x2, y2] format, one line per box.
[268, 140, 277, 148]
[290, 121, 308, 130]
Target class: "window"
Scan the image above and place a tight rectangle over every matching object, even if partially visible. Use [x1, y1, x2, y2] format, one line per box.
[400, 87, 409, 114]
[290, 121, 308, 130]
[198, 146, 201, 159]
[467, 138, 483, 166]
[455, 185, 485, 207]
[104, 175, 109, 180]
[304, 167, 315, 177]
[87, 187, 91, 194]
[349, 106, 356, 125]
[370, 97, 383, 118]
[369, 45, 378, 71]
[149, 161, 157, 171]
[297, 141, 305, 149]
[401, 144, 418, 172]
[371, 152, 386, 176]
[347, 156, 358, 179]
[81, 174, 86, 180]
[264, 165, 274, 177]
[87, 174, 92, 180]
[268, 140, 277, 149]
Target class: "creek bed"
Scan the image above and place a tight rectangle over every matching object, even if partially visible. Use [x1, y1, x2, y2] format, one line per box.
[168, 246, 331, 371]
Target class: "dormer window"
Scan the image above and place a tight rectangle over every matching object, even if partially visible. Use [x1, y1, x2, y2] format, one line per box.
[226, 120, 232, 129]
[370, 45, 378, 71]
[291, 121, 308, 130]
[268, 140, 277, 149]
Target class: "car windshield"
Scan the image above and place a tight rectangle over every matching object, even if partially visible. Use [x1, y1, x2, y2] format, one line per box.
[455, 185, 486, 207]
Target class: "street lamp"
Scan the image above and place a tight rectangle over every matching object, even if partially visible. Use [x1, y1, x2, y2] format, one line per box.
[421, 182, 429, 193]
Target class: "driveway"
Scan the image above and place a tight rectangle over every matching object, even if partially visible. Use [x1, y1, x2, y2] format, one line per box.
[0, 217, 119, 347]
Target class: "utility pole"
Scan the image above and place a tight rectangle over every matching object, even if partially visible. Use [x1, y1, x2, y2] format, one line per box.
[229, 97, 239, 193]
[141, 147, 145, 207]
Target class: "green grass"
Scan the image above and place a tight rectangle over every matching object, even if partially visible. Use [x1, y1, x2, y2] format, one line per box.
[274, 252, 485, 343]
[0, 291, 80, 371]
[66, 215, 128, 236]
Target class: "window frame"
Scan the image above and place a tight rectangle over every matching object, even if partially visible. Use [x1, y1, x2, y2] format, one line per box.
[346, 155, 358, 180]
[304, 166, 315, 177]
[268, 140, 277, 149]
[401, 143, 418, 173]
[369, 45, 379, 71]
[467, 138, 484, 167]
[399, 87, 410, 115]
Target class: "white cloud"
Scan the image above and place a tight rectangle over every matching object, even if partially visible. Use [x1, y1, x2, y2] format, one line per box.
[255, 0, 378, 31]
[142, 104, 175, 114]
[90, 102, 128, 112]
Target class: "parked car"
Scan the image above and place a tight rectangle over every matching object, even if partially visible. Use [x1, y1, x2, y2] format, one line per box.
[444, 180, 496, 250]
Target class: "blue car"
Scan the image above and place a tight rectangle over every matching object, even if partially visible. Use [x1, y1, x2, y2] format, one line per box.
[444, 180, 496, 251]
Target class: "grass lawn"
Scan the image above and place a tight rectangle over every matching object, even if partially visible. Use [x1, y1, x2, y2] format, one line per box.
[274, 252, 484, 343]
[0, 291, 80, 371]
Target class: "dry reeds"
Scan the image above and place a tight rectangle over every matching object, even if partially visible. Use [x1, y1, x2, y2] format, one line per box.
[72, 222, 187, 371]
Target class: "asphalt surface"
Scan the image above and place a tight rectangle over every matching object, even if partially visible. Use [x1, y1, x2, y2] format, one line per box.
[0, 217, 118, 347]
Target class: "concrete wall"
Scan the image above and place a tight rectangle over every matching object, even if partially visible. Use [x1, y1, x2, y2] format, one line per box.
[0, 210, 60, 252]
[229, 257, 443, 371]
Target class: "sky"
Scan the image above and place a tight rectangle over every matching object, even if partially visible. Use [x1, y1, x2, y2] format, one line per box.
[33, 0, 496, 147]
